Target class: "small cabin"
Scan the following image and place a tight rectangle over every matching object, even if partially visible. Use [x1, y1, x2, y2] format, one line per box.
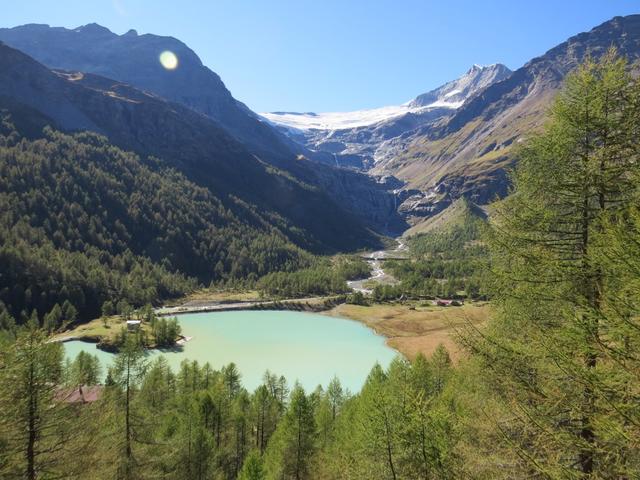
[126, 320, 141, 331]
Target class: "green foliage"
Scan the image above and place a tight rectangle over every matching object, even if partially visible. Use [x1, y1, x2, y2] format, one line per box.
[332, 255, 371, 281]
[0, 117, 312, 322]
[317, 352, 457, 479]
[465, 51, 640, 478]
[0, 326, 83, 479]
[239, 450, 266, 480]
[264, 383, 317, 479]
[151, 316, 181, 347]
[101, 300, 115, 317]
[65, 350, 102, 386]
[347, 290, 368, 305]
[256, 256, 368, 298]
[386, 208, 488, 300]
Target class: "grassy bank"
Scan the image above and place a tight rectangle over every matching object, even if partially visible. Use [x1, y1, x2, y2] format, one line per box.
[325, 302, 492, 362]
[52, 314, 155, 350]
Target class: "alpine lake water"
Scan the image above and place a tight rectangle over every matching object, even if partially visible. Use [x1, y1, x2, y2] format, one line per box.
[63, 310, 398, 392]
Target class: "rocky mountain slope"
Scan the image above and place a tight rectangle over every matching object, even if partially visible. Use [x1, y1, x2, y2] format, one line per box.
[402, 197, 487, 238]
[373, 14, 640, 212]
[0, 42, 385, 252]
[0, 24, 405, 235]
[263, 64, 511, 170]
[266, 15, 640, 218]
[0, 23, 295, 164]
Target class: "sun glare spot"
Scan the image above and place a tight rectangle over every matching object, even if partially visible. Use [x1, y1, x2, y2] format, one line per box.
[159, 50, 178, 70]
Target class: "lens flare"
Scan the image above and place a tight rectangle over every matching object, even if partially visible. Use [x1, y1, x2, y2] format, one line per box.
[159, 50, 178, 70]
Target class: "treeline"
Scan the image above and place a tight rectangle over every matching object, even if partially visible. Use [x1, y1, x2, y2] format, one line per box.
[382, 210, 488, 301]
[0, 326, 456, 480]
[0, 116, 312, 322]
[256, 255, 370, 298]
[0, 299, 182, 350]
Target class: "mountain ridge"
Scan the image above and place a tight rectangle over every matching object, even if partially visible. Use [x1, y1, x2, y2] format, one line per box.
[0, 42, 384, 253]
[0, 23, 407, 235]
[261, 63, 511, 132]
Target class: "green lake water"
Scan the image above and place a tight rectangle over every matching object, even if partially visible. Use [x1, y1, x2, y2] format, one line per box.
[63, 310, 398, 392]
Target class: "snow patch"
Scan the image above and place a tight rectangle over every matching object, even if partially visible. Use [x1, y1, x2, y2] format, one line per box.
[261, 99, 459, 131]
[262, 63, 510, 132]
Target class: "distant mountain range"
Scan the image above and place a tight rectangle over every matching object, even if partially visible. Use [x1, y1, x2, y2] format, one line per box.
[262, 63, 511, 170]
[263, 63, 511, 131]
[265, 15, 640, 217]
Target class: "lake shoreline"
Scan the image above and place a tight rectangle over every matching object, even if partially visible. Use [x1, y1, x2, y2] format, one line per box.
[155, 295, 346, 317]
[63, 310, 397, 392]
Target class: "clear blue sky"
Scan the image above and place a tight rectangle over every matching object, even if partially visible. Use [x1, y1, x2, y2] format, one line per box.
[3, 1, 638, 112]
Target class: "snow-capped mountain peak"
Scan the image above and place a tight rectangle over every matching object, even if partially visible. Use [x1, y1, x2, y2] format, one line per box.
[406, 63, 512, 109]
[261, 63, 511, 132]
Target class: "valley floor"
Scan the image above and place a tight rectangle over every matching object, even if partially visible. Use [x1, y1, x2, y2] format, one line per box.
[324, 302, 491, 362]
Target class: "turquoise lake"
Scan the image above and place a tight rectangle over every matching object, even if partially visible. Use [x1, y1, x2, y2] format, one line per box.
[63, 310, 398, 392]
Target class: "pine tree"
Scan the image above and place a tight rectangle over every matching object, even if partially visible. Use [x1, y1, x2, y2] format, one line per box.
[239, 450, 266, 480]
[43, 304, 62, 332]
[108, 333, 149, 479]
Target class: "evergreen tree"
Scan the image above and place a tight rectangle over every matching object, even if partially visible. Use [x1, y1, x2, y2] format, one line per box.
[239, 450, 266, 480]
[66, 350, 102, 385]
[107, 333, 149, 479]
[42, 303, 62, 333]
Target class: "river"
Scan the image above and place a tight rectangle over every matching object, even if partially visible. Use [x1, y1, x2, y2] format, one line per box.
[347, 240, 408, 294]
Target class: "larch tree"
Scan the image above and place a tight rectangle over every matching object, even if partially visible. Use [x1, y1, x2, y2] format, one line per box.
[0, 326, 80, 479]
[473, 51, 640, 478]
[265, 383, 316, 480]
[108, 333, 149, 480]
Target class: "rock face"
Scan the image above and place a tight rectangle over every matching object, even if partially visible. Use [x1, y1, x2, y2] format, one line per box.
[373, 15, 640, 214]
[262, 64, 512, 170]
[408, 63, 513, 109]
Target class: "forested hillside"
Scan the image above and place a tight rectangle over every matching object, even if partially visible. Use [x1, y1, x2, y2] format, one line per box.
[0, 114, 311, 322]
[375, 199, 489, 301]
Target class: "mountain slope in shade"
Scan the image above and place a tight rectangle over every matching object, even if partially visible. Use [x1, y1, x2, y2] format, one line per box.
[261, 64, 511, 170]
[0, 23, 296, 164]
[0, 42, 383, 252]
[374, 14, 640, 211]
[0, 23, 406, 234]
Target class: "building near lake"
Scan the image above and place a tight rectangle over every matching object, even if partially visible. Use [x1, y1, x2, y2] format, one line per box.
[126, 320, 141, 331]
